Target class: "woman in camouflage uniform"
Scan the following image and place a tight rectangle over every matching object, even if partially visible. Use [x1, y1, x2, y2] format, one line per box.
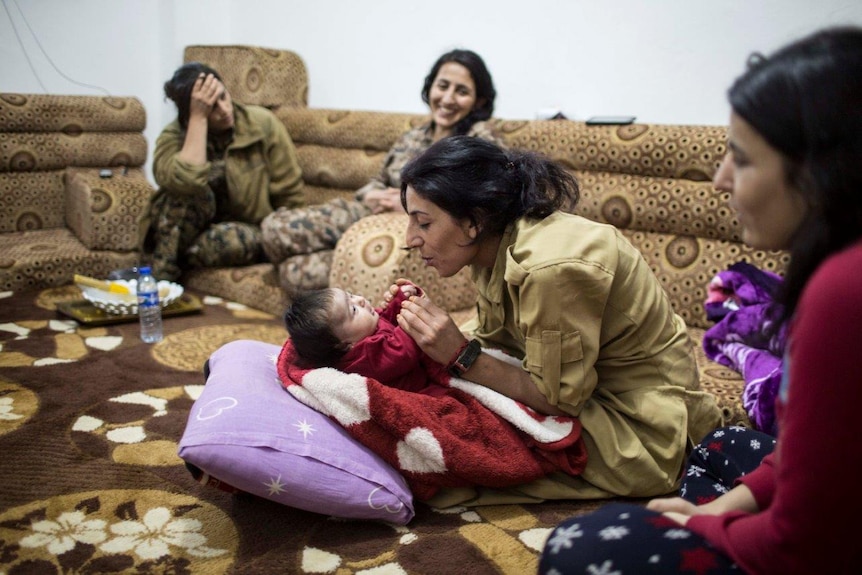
[140, 62, 305, 280]
[260, 49, 503, 293]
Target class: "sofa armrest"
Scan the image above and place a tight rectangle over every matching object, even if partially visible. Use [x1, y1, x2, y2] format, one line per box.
[329, 213, 477, 312]
[65, 167, 155, 252]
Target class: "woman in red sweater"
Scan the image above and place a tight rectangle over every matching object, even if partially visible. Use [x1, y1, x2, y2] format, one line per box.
[540, 26, 862, 574]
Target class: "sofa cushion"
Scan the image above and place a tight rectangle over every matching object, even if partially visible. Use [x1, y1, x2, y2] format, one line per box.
[0, 93, 146, 133]
[182, 263, 288, 317]
[0, 171, 65, 233]
[65, 167, 154, 251]
[618, 228, 787, 330]
[178, 339, 416, 524]
[0, 228, 139, 292]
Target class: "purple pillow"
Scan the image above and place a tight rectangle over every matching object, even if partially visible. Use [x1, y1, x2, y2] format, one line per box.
[178, 339, 415, 524]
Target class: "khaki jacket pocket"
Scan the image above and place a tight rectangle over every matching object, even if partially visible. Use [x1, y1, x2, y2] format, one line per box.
[525, 330, 584, 404]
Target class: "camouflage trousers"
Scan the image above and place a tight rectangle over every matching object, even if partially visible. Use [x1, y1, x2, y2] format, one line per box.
[276, 251, 334, 296]
[142, 189, 263, 281]
[261, 197, 370, 291]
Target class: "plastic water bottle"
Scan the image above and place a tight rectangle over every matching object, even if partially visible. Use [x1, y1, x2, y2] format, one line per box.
[137, 266, 163, 343]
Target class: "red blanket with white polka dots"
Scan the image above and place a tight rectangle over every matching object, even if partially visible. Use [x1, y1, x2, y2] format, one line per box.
[277, 342, 587, 501]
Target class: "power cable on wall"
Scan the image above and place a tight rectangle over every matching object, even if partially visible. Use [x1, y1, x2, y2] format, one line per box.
[3, 0, 111, 95]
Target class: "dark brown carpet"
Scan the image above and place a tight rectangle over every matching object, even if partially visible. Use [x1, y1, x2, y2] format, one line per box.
[0, 286, 602, 574]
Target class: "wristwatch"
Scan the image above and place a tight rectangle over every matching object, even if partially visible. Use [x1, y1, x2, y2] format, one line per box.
[447, 339, 482, 378]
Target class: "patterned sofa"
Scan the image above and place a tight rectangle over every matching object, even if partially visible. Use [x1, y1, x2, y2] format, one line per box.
[0, 94, 153, 292]
[182, 45, 790, 427]
[2, 45, 789, 428]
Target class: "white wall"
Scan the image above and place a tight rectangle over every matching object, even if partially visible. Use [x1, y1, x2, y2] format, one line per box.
[2, 0, 861, 184]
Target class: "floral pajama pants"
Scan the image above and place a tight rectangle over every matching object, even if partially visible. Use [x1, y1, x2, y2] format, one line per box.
[539, 427, 777, 574]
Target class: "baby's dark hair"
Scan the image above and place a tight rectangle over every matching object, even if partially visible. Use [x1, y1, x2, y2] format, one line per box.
[283, 289, 349, 368]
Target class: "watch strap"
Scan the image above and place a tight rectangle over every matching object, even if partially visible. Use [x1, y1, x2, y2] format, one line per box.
[447, 339, 482, 378]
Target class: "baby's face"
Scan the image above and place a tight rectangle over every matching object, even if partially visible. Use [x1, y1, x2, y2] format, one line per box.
[329, 288, 379, 345]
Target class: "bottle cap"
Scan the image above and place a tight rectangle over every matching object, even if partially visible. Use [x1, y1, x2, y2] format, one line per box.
[139, 266, 151, 275]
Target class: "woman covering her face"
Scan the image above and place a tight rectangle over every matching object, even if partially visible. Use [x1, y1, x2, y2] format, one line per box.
[395, 134, 722, 501]
[140, 62, 305, 281]
[541, 27, 862, 574]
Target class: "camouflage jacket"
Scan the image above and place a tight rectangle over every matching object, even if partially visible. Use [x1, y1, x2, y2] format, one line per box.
[355, 120, 503, 202]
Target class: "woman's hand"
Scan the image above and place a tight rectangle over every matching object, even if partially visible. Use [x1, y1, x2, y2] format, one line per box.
[397, 292, 465, 365]
[400, 294, 569, 415]
[189, 73, 223, 122]
[363, 187, 403, 214]
[647, 484, 759, 527]
[646, 497, 699, 526]
[178, 73, 224, 166]
[383, 278, 418, 305]
[397, 284, 569, 416]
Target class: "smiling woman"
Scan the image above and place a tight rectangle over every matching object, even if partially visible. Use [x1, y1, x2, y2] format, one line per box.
[258, 49, 506, 293]
[427, 62, 478, 136]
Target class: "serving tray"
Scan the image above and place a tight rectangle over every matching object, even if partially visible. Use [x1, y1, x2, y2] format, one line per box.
[56, 293, 203, 326]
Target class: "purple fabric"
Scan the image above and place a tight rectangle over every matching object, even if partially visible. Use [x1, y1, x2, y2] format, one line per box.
[178, 339, 415, 524]
[703, 262, 787, 434]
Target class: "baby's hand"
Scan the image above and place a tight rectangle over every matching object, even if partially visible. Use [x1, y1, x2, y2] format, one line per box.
[384, 278, 421, 304]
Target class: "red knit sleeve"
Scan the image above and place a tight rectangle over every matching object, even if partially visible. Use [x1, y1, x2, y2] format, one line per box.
[737, 452, 776, 509]
[339, 323, 422, 383]
[377, 283, 422, 324]
[378, 291, 405, 324]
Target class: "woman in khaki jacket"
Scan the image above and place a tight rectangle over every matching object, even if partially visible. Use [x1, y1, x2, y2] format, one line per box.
[140, 62, 304, 280]
[395, 136, 721, 502]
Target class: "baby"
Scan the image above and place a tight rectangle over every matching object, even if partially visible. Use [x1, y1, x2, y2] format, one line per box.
[283, 282, 447, 396]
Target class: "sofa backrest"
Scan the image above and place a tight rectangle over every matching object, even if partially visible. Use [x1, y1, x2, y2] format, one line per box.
[276, 108, 789, 330]
[0, 93, 149, 236]
[276, 108, 427, 206]
[492, 120, 789, 329]
[183, 45, 308, 110]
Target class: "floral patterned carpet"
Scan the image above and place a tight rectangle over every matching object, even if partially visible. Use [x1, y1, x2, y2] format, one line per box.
[0, 285, 599, 574]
